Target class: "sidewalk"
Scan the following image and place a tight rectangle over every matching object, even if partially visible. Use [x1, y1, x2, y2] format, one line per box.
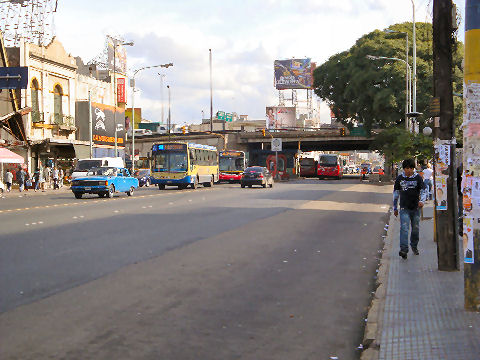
[363, 203, 480, 360]
[0, 185, 71, 198]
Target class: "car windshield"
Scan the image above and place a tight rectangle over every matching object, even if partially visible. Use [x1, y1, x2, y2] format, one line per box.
[244, 167, 263, 173]
[75, 160, 102, 171]
[219, 157, 244, 171]
[87, 167, 118, 176]
[138, 169, 150, 177]
[300, 158, 315, 166]
[319, 155, 337, 166]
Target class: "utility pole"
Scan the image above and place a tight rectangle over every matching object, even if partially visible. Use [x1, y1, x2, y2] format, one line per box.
[209, 48, 213, 132]
[464, 0, 480, 311]
[433, 0, 458, 271]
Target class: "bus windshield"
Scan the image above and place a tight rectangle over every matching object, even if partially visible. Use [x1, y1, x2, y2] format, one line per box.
[154, 151, 188, 172]
[300, 158, 315, 166]
[219, 156, 244, 172]
[319, 155, 338, 166]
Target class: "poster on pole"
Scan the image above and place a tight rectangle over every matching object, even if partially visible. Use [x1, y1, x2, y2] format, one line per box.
[435, 175, 448, 210]
[464, 217, 474, 264]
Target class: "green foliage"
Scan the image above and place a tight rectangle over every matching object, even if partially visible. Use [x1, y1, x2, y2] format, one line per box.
[370, 127, 433, 162]
[314, 22, 463, 136]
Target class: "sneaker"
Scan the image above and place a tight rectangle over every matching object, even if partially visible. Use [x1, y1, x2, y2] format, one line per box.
[412, 247, 419, 255]
[399, 250, 408, 259]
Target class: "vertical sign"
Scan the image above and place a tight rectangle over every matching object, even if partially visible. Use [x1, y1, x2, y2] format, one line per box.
[117, 77, 126, 103]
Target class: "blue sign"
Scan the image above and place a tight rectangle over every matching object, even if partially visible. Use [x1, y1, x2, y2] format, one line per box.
[0, 67, 28, 89]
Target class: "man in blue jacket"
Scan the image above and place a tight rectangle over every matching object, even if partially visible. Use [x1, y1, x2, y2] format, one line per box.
[393, 158, 427, 259]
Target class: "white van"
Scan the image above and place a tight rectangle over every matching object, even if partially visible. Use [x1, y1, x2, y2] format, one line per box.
[71, 157, 124, 180]
[127, 128, 152, 137]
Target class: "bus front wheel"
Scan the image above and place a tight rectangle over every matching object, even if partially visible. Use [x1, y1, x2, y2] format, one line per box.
[158, 184, 165, 190]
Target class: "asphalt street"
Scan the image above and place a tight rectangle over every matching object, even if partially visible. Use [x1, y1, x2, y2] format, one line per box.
[0, 179, 392, 360]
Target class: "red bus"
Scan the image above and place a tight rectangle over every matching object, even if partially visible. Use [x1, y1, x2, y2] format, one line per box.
[299, 157, 318, 177]
[317, 154, 343, 180]
[218, 151, 246, 183]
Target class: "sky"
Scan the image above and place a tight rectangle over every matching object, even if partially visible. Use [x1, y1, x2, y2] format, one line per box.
[49, 0, 466, 126]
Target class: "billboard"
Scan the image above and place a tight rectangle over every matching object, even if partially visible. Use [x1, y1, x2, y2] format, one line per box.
[117, 77, 126, 103]
[91, 102, 125, 147]
[274, 58, 313, 90]
[107, 36, 128, 74]
[266, 106, 296, 129]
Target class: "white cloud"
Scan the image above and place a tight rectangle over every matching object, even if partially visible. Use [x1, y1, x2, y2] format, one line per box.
[51, 0, 464, 125]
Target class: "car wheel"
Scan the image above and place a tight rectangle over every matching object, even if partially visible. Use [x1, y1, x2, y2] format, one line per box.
[98, 193, 105, 198]
[248, 185, 252, 188]
[127, 186, 134, 196]
[158, 184, 165, 190]
[106, 185, 114, 198]
[269, 181, 273, 188]
[145, 180, 150, 187]
[74, 192, 82, 199]
[241, 183, 245, 188]
[262, 181, 267, 188]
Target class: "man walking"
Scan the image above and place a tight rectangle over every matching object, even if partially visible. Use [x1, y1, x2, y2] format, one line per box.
[52, 166, 59, 190]
[423, 163, 433, 200]
[393, 158, 427, 259]
[4, 170, 13, 192]
[16, 167, 25, 192]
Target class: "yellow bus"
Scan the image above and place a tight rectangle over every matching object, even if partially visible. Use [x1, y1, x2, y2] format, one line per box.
[150, 142, 219, 190]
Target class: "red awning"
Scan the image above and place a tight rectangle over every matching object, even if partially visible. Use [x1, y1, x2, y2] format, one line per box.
[0, 147, 24, 163]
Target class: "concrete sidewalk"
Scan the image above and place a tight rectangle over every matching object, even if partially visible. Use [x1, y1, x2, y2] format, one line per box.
[0, 185, 71, 198]
[363, 203, 480, 359]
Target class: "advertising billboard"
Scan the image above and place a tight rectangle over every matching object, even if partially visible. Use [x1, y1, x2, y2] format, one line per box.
[91, 102, 125, 147]
[107, 36, 128, 74]
[117, 77, 126, 103]
[266, 106, 296, 129]
[274, 58, 313, 90]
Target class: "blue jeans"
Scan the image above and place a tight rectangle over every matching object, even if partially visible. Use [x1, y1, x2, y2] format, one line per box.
[399, 208, 420, 252]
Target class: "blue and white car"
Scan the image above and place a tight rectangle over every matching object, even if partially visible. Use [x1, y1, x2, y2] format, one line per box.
[70, 167, 139, 199]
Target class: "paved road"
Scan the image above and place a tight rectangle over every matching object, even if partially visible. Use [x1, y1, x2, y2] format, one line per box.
[0, 179, 392, 360]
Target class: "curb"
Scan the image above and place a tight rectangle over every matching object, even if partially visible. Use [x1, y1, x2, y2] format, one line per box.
[360, 209, 395, 360]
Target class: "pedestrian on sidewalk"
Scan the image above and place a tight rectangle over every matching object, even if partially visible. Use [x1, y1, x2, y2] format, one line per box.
[423, 163, 433, 200]
[33, 169, 40, 192]
[393, 158, 427, 259]
[43, 166, 51, 189]
[4, 170, 13, 192]
[16, 168, 25, 192]
[59, 168, 64, 188]
[52, 166, 59, 190]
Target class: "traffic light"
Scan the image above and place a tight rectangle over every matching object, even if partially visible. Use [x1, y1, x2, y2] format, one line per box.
[262, 128, 266, 137]
[340, 128, 345, 136]
[182, 125, 186, 134]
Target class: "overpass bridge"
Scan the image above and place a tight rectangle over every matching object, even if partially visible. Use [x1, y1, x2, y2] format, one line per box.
[128, 128, 378, 157]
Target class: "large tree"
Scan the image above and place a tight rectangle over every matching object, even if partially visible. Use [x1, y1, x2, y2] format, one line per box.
[313, 22, 463, 134]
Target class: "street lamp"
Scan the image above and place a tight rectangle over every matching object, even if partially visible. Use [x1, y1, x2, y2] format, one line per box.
[112, 39, 134, 157]
[366, 55, 412, 130]
[130, 63, 173, 174]
[410, 0, 417, 114]
[167, 85, 171, 140]
[158, 73, 166, 125]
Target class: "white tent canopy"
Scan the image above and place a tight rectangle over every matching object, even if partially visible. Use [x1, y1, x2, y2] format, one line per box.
[0, 148, 24, 164]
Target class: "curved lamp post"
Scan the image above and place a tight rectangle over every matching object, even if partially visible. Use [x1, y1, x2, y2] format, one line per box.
[130, 63, 173, 174]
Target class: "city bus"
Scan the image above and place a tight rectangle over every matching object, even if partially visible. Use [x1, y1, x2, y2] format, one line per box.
[218, 150, 246, 183]
[150, 142, 219, 189]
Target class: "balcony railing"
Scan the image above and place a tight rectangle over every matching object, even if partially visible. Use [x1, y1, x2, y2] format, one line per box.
[51, 113, 75, 127]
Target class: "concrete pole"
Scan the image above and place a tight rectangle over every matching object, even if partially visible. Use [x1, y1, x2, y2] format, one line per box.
[464, 0, 480, 311]
[209, 48, 213, 132]
[411, 0, 417, 113]
[113, 42, 117, 157]
[88, 90, 93, 158]
[131, 81, 135, 175]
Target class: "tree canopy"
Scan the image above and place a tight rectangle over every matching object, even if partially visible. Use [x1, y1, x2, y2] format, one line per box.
[313, 22, 463, 134]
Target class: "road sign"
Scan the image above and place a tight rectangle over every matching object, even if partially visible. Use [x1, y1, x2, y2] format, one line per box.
[271, 138, 282, 151]
[226, 113, 233, 122]
[0, 67, 28, 89]
[217, 111, 225, 120]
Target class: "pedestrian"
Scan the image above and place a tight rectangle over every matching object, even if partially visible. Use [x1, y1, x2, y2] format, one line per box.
[24, 171, 32, 191]
[4, 170, 13, 192]
[59, 168, 64, 188]
[423, 163, 433, 200]
[16, 167, 25, 192]
[33, 169, 40, 192]
[38, 166, 45, 191]
[393, 158, 427, 259]
[43, 166, 51, 189]
[52, 166, 59, 190]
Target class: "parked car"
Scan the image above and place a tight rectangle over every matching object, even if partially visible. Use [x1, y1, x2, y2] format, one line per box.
[71, 167, 139, 199]
[240, 166, 273, 188]
[135, 169, 152, 187]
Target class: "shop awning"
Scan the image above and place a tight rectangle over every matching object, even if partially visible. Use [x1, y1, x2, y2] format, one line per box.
[0, 147, 24, 163]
